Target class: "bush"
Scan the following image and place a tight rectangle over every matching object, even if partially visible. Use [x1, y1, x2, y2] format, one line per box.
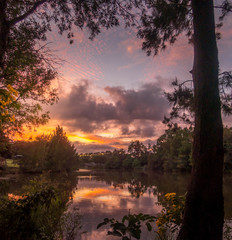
[0, 188, 62, 240]
[122, 156, 133, 170]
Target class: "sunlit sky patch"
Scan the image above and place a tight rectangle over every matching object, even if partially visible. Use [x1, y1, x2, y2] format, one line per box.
[19, 15, 232, 153]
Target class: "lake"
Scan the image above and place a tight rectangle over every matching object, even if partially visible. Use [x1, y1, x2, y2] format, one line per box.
[1, 170, 232, 239]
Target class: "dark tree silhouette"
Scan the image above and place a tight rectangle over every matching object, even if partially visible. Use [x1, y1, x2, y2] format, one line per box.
[135, 1, 231, 239]
[1, 1, 232, 239]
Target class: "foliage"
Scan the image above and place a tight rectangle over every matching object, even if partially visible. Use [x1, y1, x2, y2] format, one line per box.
[0, 84, 18, 125]
[6, 159, 19, 168]
[14, 126, 78, 172]
[1, 0, 151, 133]
[128, 141, 147, 160]
[123, 155, 134, 170]
[0, 129, 12, 158]
[59, 207, 84, 240]
[0, 187, 60, 240]
[0, 5, 59, 133]
[76, 125, 232, 173]
[223, 220, 232, 240]
[14, 135, 49, 172]
[45, 126, 78, 172]
[97, 213, 156, 240]
[156, 193, 185, 238]
[0, 172, 83, 240]
[223, 127, 232, 172]
[105, 156, 122, 169]
[164, 72, 232, 127]
[150, 127, 192, 172]
[97, 193, 184, 240]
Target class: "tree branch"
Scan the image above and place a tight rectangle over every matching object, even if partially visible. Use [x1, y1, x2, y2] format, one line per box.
[9, 0, 48, 26]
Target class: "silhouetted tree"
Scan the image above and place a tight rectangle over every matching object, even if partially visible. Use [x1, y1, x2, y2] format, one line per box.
[164, 72, 232, 127]
[0, 0, 137, 133]
[46, 126, 78, 172]
[135, 1, 232, 239]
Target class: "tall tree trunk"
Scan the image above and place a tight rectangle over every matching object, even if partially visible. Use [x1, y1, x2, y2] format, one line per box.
[177, 0, 224, 240]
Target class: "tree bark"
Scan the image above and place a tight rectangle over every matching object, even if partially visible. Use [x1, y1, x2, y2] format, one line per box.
[177, 0, 224, 240]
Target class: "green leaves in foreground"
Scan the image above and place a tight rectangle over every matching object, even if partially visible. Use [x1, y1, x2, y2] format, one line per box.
[97, 213, 156, 240]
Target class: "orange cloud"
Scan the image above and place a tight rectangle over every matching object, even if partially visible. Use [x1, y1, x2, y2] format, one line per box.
[120, 38, 142, 54]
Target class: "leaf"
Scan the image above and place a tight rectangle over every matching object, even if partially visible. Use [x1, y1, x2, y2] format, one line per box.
[129, 228, 141, 239]
[97, 218, 111, 229]
[146, 222, 152, 231]
[122, 236, 130, 240]
[122, 215, 129, 223]
[97, 222, 107, 229]
[108, 230, 122, 237]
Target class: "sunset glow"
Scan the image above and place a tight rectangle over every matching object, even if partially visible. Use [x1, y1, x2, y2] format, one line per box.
[14, 18, 232, 153]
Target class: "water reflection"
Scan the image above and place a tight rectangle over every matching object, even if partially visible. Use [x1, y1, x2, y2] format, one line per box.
[72, 175, 161, 240]
[1, 170, 232, 239]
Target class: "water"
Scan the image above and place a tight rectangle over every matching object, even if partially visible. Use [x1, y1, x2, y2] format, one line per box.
[1, 170, 232, 239]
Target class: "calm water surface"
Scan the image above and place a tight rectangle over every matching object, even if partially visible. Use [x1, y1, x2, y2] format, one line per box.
[1, 170, 232, 239]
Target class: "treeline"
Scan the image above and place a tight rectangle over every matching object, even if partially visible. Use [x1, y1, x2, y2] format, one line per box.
[79, 140, 149, 170]
[80, 127, 232, 172]
[4, 126, 232, 173]
[13, 126, 78, 173]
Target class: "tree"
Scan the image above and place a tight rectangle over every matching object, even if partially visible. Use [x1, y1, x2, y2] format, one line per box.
[0, 1, 59, 133]
[0, 33, 58, 133]
[163, 71, 232, 127]
[0, 128, 12, 158]
[45, 126, 78, 172]
[15, 135, 50, 172]
[135, 1, 231, 239]
[151, 127, 192, 172]
[178, 2, 223, 239]
[2, 1, 232, 238]
[223, 127, 232, 172]
[0, 0, 137, 133]
[128, 140, 147, 166]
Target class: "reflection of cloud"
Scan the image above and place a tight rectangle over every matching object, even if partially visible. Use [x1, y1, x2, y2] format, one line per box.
[72, 179, 161, 239]
[74, 188, 116, 199]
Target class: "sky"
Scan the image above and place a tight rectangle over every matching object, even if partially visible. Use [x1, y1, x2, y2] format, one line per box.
[22, 13, 232, 153]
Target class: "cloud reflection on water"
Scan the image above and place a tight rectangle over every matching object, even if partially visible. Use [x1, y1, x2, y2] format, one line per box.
[71, 177, 161, 240]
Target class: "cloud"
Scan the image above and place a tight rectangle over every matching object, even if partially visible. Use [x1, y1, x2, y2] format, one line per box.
[74, 141, 115, 153]
[119, 38, 142, 54]
[104, 84, 168, 122]
[52, 80, 169, 134]
[120, 120, 156, 138]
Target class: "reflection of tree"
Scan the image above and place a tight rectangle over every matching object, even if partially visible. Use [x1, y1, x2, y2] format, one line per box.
[89, 170, 232, 220]
[1, 172, 79, 200]
[128, 179, 147, 198]
[112, 183, 124, 189]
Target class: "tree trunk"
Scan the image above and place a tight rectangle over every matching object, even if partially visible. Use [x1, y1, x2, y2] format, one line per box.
[177, 0, 224, 240]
